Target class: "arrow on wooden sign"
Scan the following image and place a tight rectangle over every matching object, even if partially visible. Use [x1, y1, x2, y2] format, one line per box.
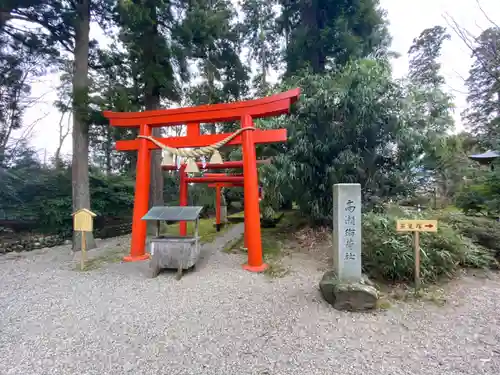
[396, 220, 438, 232]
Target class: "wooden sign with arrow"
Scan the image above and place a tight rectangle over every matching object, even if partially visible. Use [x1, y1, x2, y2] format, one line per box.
[396, 220, 437, 232]
[396, 219, 438, 290]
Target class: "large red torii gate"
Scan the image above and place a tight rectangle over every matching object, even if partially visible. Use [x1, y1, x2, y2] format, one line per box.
[103, 88, 300, 272]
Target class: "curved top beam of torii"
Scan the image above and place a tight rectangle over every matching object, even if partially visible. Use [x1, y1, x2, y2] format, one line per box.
[103, 88, 300, 127]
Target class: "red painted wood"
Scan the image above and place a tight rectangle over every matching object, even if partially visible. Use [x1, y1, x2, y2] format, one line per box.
[116, 129, 286, 151]
[105, 101, 293, 127]
[179, 164, 187, 236]
[126, 123, 152, 262]
[185, 176, 244, 183]
[208, 183, 244, 188]
[203, 173, 243, 178]
[186, 122, 200, 138]
[104, 88, 300, 268]
[215, 186, 221, 226]
[241, 114, 265, 271]
[162, 160, 270, 171]
[103, 88, 300, 127]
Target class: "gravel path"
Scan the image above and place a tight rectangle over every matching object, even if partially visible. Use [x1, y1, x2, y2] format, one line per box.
[1, 224, 499, 375]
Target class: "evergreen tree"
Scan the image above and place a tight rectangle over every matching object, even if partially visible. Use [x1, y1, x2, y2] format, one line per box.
[179, 0, 249, 136]
[182, 0, 249, 106]
[87, 48, 140, 175]
[0, 38, 45, 166]
[407, 25, 454, 135]
[408, 26, 450, 88]
[261, 59, 427, 222]
[240, 0, 280, 95]
[407, 26, 456, 201]
[278, 0, 390, 75]
[464, 27, 500, 148]
[116, 0, 190, 205]
[2, 0, 114, 249]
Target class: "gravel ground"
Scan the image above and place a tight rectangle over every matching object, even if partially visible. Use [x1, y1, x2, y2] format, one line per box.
[0, 223, 499, 375]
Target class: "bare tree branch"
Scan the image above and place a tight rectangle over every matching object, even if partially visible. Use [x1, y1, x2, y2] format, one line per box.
[443, 12, 500, 86]
[54, 106, 71, 168]
[476, 0, 500, 30]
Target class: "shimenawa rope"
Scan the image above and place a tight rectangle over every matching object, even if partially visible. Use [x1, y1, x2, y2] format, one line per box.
[137, 127, 255, 158]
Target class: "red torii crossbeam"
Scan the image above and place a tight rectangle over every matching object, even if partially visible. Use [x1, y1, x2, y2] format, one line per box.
[103, 88, 300, 272]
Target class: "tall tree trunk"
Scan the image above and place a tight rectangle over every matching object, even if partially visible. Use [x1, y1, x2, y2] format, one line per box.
[105, 127, 112, 175]
[302, 0, 324, 73]
[206, 56, 217, 134]
[71, 0, 96, 250]
[146, 95, 163, 207]
[144, 0, 163, 207]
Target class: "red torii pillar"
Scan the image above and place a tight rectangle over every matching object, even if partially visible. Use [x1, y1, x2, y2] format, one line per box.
[207, 177, 244, 231]
[103, 88, 300, 272]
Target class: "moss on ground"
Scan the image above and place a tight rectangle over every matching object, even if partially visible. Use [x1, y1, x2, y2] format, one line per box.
[376, 283, 447, 307]
[224, 210, 308, 278]
[74, 247, 128, 271]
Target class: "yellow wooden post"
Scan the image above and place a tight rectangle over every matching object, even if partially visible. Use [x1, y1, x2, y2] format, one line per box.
[414, 231, 420, 290]
[396, 219, 438, 291]
[72, 209, 96, 270]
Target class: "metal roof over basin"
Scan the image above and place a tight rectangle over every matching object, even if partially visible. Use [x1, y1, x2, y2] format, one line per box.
[141, 206, 204, 222]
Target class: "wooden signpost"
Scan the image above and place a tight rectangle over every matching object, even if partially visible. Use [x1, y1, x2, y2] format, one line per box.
[396, 219, 438, 290]
[72, 209, 97, 270]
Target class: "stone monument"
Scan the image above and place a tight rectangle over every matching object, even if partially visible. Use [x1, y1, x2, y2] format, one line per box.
[319, 183, 379, 311]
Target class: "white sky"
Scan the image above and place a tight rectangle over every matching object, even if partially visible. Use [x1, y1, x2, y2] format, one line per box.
[17, 0, 500, 161]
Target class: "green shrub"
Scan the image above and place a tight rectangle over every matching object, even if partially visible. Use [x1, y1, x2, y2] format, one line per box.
[398, 195, 432, 208]
[454, 187, 488, 215]
[438, 212, 500, 258]
[362, 212, 497, 283]
[1, 166, 136, 235]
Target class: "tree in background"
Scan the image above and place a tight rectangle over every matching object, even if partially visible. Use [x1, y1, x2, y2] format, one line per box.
[0, 38, 46, 166]
[279, 0, 391, 75]
[3, 0, 498, 236]
[463, 27, 500, 148]
[182, 0, 249, 135]
[424, 134, 480, 206]
[115, 0, 189, 206]
[240, 0, 280, 95]
[407, 26, 454, 135]
[260, 59, 428, 223]
[86, 47, 143, 175]
[406, 26, 459, 203]
[1, 0, 115, 249]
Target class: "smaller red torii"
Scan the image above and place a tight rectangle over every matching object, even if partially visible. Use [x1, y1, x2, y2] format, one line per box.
[165, 161, 268, 234]
[208, 181, 244, 232]
[205, 174, 242, 232]
[103, 88, 300, 272]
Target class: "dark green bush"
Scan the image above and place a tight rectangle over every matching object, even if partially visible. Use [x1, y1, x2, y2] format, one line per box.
[1, 166, 136, 235]
[455, 165, 500, 216]
[362, 211, 497, 283]
[439, 212, 500, 258]
[454, 187, 488, 215]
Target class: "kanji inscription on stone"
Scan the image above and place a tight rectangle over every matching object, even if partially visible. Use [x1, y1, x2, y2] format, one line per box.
[333, 183, 362, 281]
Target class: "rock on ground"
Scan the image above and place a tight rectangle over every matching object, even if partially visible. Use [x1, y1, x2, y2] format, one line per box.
[319, 270, 379, 311]
[0, 224, 499, 375]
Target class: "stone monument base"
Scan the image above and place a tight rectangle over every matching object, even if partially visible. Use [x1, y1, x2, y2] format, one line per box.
[319, 271, 379, 311]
